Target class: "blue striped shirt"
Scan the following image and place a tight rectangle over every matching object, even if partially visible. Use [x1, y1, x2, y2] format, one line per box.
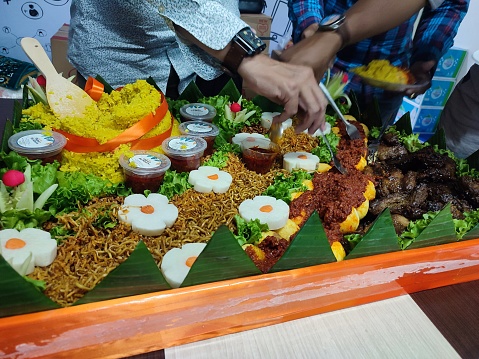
[288, 0, 469, 100]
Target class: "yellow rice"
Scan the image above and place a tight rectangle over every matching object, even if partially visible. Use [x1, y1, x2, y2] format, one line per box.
[22, 79, 180, 183]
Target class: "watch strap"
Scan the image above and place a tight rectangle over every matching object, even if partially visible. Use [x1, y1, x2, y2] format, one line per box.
[222, 40, 247, 76]
[221, 27, 266, 76]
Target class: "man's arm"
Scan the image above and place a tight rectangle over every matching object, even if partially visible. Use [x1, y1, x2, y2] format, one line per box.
[159, 0, 328, 134]
[281, 0, 430, 80]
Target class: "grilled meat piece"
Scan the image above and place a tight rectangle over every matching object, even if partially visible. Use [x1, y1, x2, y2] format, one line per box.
[391, 214, 410, 235]
[460, 175, 479, 207]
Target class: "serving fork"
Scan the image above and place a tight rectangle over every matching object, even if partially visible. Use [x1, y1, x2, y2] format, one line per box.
[367, 113, 396, 164]
[319, 82, 361, 140]
[318, 130, 347, 175]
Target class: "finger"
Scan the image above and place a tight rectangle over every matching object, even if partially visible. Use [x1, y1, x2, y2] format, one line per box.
[277, 97, 299, 125]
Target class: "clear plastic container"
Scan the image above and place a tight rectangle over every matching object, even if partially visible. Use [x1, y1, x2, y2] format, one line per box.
[179, 103, 217, 122]
[240, 137, 280, 174]
[119, 151, 171, 193]
[179, 121, 219, 156]
[8, 130, 67, 165]
[161, 135, 207, 172]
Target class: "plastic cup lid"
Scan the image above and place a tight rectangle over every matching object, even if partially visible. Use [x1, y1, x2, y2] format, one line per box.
[119, 150, 171, 175]
[162, 135, 207, 158]
[8, 130, 67, 155]
[179, 103, 217, 121]
[179, 121, 219, 137]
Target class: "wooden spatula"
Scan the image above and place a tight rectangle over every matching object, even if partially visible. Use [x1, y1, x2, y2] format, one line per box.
[20, 37, 97, 119]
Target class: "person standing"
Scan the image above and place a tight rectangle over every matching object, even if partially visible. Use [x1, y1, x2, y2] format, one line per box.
[68, 0, 328, 134]
[282, 0, 469, 123]
[438, 63, 479, 158]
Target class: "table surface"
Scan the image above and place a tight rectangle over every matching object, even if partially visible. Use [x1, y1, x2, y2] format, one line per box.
[125, 280, 479, 359]
[1, 98, 478, 359]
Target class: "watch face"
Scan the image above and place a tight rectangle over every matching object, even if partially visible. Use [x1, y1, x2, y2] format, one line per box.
[320, 14, 345, 29]
[236, 28, 266, 55]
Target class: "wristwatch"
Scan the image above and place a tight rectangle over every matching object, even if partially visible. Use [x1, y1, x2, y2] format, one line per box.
[317, 14, 350, 49]
[221, 27, 266, 76]
[318, 14, 345, 31]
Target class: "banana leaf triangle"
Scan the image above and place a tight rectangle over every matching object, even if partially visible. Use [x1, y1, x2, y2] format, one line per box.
[394, 112, 413, 135]
[461, 222, 479, 241]
[1, 119, 13, 153]
[346, 208, 400, 260]
[75, 241, 171, 305]
[270, 211, 336, 272]
[406, 203, 457, 250]
[0, 255, 59, 318]
[216, 78, 242, 101]
[181, 225, 262, 288]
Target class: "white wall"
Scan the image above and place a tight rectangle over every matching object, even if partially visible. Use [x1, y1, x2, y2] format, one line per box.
[0, 1, 71, 63]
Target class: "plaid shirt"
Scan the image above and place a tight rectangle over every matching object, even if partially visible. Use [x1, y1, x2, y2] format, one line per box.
[288, 0, 469, 101]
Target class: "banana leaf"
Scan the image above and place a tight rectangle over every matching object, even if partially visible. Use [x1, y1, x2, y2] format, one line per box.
[1, 119, 13, 153]
[394, 112, 413, 135]
[347, 91, 361, 122]
[22, 85, 30, 109]
[466, 148, 479, 170]
[462, 223, 479, 241]
[406, 203, 457, 250]
[270, 211, 336, 272]
[75, 241, 171, 305]
[94, 74, 115, 94]
[252, 95, 283, 113]
[426, 128, 447, 150]
[13, 100, 22, 128]
[178, 80, 204, 103]
[0, 255, 59, 318]
[181, 225, 262, 288]
[346, 208, 400, 260]
[216, 78, 242, 102]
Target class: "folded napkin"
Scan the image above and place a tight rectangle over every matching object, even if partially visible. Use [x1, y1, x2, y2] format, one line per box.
[0, 55, 39, 90]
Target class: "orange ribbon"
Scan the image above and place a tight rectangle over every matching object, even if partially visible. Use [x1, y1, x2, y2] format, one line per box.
[85, 77, 105, 101]
[56, 93, 171, 153]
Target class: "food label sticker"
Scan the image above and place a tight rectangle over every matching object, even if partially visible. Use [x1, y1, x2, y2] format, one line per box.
[129, 154, 162, 169]
[168, 137, 197, 151]
[185, 105, 209, 117]
[17, 134, 54, 148]
[186, 123, 212, 134]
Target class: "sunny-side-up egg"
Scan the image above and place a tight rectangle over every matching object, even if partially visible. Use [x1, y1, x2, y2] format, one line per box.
[238, 195, 289, 230]
[0, 228, 57, 276]
[231, 132, 266, 146]
[188, 166, 233, 193]
[160, 242, 207, 288]
[118, 193, 178, 236]
[283, 152, 320, 172]
[260, 112, 294, 131]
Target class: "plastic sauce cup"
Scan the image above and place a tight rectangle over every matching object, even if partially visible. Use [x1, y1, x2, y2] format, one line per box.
[162, 135, 207, 173]
[179, 121, 219, 156]
[179, 103, 217, 122]
[8, 130, 67, 165]
[240, 137, 280, 174]
[119, 150, 171, 193]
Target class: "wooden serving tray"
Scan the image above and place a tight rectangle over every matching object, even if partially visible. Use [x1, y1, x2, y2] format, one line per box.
[1, 237, 479, 358]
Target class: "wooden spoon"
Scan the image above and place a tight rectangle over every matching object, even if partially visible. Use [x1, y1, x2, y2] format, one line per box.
[20, 37, 97, 119]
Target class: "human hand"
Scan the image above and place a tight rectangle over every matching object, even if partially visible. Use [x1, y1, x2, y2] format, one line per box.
[279, 31, 341, 82]
[238, 54, 328, 134]
[302, 23, 319, 39]
[406, 60, 436, 98]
